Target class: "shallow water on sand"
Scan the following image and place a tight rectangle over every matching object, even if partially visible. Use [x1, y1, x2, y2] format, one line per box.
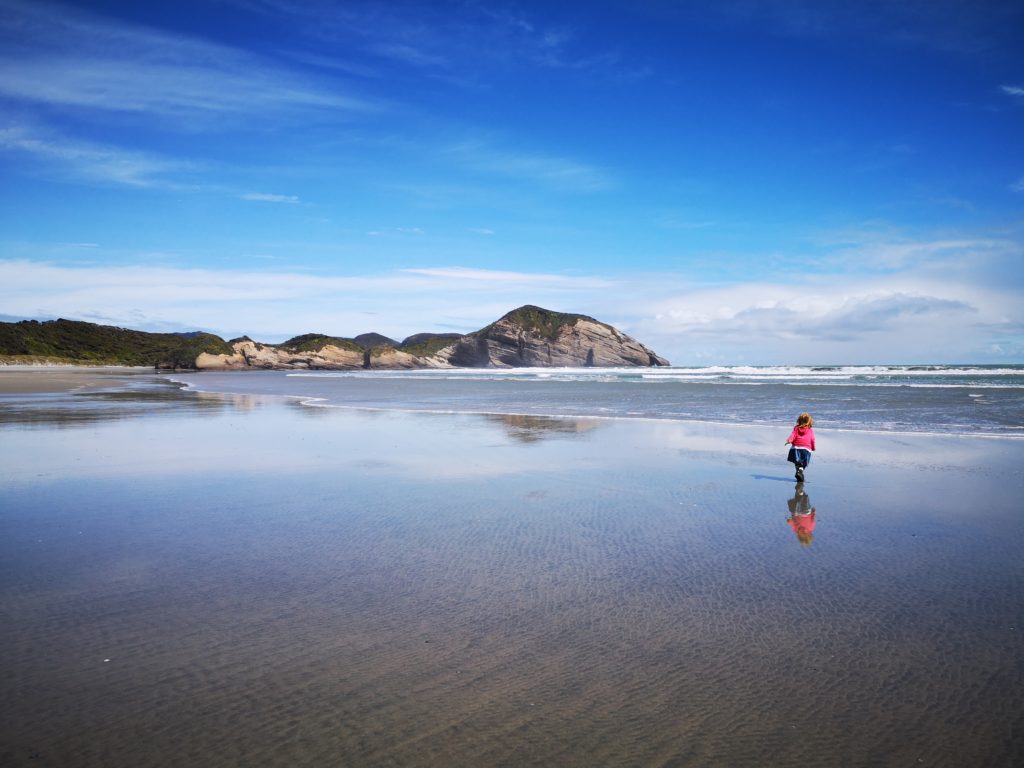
[1, 375, 1023, 766]
[170, 367, 1024, 436]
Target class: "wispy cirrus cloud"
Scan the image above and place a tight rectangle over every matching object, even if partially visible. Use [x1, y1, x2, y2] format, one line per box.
[808, 225, 1017, 272]
[1001, 84, 1024, 97]
[444, 141, 612, 193]
[222, 0, 634, 82]
[241, 192, 301, 204]
[839, 238, 1012, 271]
[0, 123, 194, 188]
[401, 267, 613, 289]
[0, 0, 374, 124]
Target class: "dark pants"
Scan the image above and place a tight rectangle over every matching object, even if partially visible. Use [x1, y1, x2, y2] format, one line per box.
[787, 448, 812, 469]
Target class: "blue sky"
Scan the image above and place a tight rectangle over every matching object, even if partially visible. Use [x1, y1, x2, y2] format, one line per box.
[1, 0, 1022, 364]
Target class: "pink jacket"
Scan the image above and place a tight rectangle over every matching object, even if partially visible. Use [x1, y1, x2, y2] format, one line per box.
[787, 425, 816, 451]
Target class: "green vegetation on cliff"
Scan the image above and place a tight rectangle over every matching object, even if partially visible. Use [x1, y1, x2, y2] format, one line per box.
[0, 319, 233, 368]
[159, 333, 235, 368]
[399, 333, 462, 357]
[354, 332, 399, 349]
[484, 305, 611, 341]
[280, 334, 363, 353]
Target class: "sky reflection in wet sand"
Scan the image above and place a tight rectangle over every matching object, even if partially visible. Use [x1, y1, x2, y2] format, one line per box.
[2, 379, 1022, 766]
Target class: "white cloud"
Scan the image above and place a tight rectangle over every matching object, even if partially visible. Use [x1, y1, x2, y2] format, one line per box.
[0, 260, 615, 342]
[402, 267, 613, 289]
[817, 294, 974, 339]
[662, 291, 975, 343]
[0, 0, 373, 124]
[365, 227, 427, 237]
[631, 274, 1016, 364]
[241, 192, 301, 204]
[1, 229, 1021, 364]
[444, 141, 612, 192]
[812, 230, 1013, 271]
[0, 124, 193, 187]
[1001, 85, 1024, 97]
[235, 0, 628, 80]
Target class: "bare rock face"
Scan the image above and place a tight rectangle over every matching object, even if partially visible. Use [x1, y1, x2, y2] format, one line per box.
[196, 339, 364, 370]
[435, 307, 669, 368]
[190, 306, 668, 370]
[194, 351, 247, 370]
[304, 344, 365, 369]
[233, 339, 287, 369]
[368, 346, 451, 369]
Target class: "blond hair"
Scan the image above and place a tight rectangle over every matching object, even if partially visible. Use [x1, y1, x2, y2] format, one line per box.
[796, 412, 813, 427]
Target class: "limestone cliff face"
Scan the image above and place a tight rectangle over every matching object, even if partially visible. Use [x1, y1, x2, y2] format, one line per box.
[194, 350, 247, 370]
[192, 306, 668, 370]
[196, 339, 364, 371]
[367, 346, 452, 370]
[436, 308, 669, 368]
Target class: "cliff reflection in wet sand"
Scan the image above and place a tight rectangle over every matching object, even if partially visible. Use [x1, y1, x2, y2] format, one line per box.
[486, 413, 604, 443]
[0, 378, 275, 428]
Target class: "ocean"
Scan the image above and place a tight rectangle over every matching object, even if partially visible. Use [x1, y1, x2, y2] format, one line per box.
[168, 364, 1024, 437]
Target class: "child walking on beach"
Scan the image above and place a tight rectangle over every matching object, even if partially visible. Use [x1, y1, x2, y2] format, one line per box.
[785, 412, 816, 482]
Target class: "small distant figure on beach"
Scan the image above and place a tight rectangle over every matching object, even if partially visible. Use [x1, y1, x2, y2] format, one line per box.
[785, 412, 816, 482]
[787, 484, 816, 546]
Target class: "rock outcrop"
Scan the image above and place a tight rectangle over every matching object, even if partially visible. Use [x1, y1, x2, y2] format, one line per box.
[366, 346, 444, 369]
[196, 337, 365, 371]
[437, 306, 669, 368]
[2, 308, 667, 370]
[190, 305, 668, 371]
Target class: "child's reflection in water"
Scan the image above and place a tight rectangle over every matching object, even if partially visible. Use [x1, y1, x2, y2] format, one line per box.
[787, 483, 817, 546]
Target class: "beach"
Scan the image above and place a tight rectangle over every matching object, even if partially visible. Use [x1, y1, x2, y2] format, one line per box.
[2, 369, 1023, 766]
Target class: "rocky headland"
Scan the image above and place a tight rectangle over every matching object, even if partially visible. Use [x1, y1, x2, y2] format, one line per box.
[1, 305, 669, 370]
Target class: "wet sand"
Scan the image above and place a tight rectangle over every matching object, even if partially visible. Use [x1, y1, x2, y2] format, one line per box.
[0, 366, 155, 394]
[1, 372, 1022, 766]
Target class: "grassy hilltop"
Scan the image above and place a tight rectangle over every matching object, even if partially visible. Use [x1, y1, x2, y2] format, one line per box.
[0, 319, 234, 368]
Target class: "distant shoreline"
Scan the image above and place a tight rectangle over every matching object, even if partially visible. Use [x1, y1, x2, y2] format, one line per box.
[0, 362, 154, 369]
